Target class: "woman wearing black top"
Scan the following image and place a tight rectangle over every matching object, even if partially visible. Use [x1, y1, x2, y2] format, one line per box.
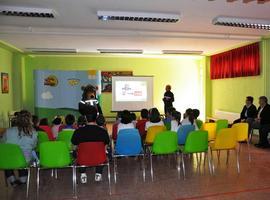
[163, 85, 174, 114]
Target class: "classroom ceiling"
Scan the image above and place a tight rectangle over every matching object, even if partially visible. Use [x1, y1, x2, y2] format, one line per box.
[0, 0, 270, 55]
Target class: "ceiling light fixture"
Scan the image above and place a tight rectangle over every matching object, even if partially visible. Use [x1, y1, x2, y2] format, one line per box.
[97, 11, 180, 23]
[162, 50, 203, 55]
[97, 49, 143, 54]
[213, 16, 270, 30]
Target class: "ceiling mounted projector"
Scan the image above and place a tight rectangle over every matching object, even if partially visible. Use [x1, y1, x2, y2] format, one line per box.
[97, 49, 143, 54]
[213, 16, 270, 30]
[0, 5, 55, 18]
[97, 11, 180, 23]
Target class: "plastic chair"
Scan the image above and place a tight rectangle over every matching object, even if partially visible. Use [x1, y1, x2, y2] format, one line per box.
[37, 131, 49, 152]
[57, 130, 75, 150]
[177, 125, 195, 145]
[145, 125, 166, 145]
[114, 129, 145, 183]
[0, 144, 31, 198]
[37, 141, 73, 197]
[74, 142, 111, 196]
[201, 123, 217, 141]
[216, 119, 229, 133]
[150, 131, 180, 181]
[196, 119, 203, 129]
[232, 123, 251, 162]
[209, 128, 239, 174]
[181, 130, 212, 179]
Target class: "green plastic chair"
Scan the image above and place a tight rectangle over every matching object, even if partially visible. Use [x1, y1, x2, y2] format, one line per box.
[216, 119, 229, 133]
[37, 131, 49, 152]
[37, 141, 73, 197]
[57, 130, 74, 150]
[150, 131, 180, 181]
[196, 119, 203, 129]
[181, 130, 212, 179]
[0, 143, 31, 198]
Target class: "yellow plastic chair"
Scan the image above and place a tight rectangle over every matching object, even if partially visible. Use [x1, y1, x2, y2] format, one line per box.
[145, 126, 166, 145]
[209, 128, 239, 174]
[232, 123, 251, 162]
[201, 123, 217, 141]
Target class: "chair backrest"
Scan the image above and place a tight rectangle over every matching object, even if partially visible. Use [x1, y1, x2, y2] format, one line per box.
[115, 129, 142, 156]
[0, 143, 27, 169]
[152, 131, 178, 154]
[77, 142, 106, 166]
[57, 130, 75, 150]
[216, 119, 229, 133]
[177, 125, 195, 145]
[213, 128, 237, 150]
[37, 131, 50, 152]
[40, 141, 71, 168]
[145, 125, 166, 144]
[201, 123, 217, 141]
[196, 119, 203, 129]
[232, 123, 249, 142]
[184, 130, 209, 153]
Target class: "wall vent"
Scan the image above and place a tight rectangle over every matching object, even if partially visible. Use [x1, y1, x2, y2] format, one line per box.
[97, 11, 180, 23]
[0, 6, 55, 18]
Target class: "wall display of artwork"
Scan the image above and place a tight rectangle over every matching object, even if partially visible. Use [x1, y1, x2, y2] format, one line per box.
[101, 71, 133, 93]
[35, 70, 101, 110]
[1, 72, 9, 94]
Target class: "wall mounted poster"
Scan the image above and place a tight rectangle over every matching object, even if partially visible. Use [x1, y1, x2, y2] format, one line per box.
[101, 71, 133, 93]
[35, 70, 101, 110]
[1, 73, 9, 94]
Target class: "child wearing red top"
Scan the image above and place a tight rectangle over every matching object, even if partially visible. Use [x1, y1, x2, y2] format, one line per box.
[39, 118, 54, 141]
[136, 109, 149, 140]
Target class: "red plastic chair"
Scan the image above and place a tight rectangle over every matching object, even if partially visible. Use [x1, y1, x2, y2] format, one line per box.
[73, 142, 111, 196]
[136, 119, 147, 139]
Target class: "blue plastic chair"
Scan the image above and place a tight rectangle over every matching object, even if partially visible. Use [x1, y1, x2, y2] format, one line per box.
[114, 128, 145, 182]
[177, 125, 195, 145]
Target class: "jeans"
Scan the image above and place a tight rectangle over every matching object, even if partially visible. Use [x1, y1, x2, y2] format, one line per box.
[79, 166, 103, 174]
[5, 170, 28, 183]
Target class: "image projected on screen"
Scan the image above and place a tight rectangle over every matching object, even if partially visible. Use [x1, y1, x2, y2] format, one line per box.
[115, 81, 147, 102]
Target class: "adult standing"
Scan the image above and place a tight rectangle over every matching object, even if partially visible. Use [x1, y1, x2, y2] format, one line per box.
[163, 85, 174, 114]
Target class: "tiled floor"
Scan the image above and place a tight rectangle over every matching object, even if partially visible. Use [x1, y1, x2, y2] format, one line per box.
[1, 136, 270, 200]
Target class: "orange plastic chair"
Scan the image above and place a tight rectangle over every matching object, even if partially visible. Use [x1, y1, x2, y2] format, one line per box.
[201, 123, 217, 141]
[145, 126, 166, 145]
[232, 123, 251, 162]
[209, 128, 239, 174]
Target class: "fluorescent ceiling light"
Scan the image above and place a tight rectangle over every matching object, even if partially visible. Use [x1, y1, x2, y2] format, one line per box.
[97, 49, 143, 54]
[213, 16, 270, 30]
[162, 50, 203, 55]
[97, 11, 180, 23]
[0, 6, 55, 18]
[26, 48, 77, 53]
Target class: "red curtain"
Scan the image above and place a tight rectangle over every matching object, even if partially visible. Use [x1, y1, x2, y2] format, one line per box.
[210, 42, 260, 79]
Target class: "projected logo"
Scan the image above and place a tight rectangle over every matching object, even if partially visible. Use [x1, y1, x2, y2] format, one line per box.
[116, 81, 147, 102]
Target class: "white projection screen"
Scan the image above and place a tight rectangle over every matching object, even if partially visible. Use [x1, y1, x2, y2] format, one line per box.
[112, 76, 154, 111]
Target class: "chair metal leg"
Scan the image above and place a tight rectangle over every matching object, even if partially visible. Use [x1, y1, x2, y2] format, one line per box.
[72, 166, 77, 198]
[107, 163, 112, 195]
[176, 152, 181, 180]
[210, 149, 215, 174]
[51, 169, 54, 177]
[236, 149, 240, 174]
[226, 150, 230, 165]
[247, 140, 251, 162]
[26, 168, 30, 198]
[37, 168, 40, 199]
[142, 154, 146, 182]
[150, 154, 153, 181]
[217, 150, 220, 163]
[207, 153, 212, 175]
[55, 169, 58, 179]
[113, 157, 117, 183]
[181, 153, 186, 180]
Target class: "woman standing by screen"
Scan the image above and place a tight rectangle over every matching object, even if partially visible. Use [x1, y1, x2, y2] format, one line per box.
[163, 85, 174, 114]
